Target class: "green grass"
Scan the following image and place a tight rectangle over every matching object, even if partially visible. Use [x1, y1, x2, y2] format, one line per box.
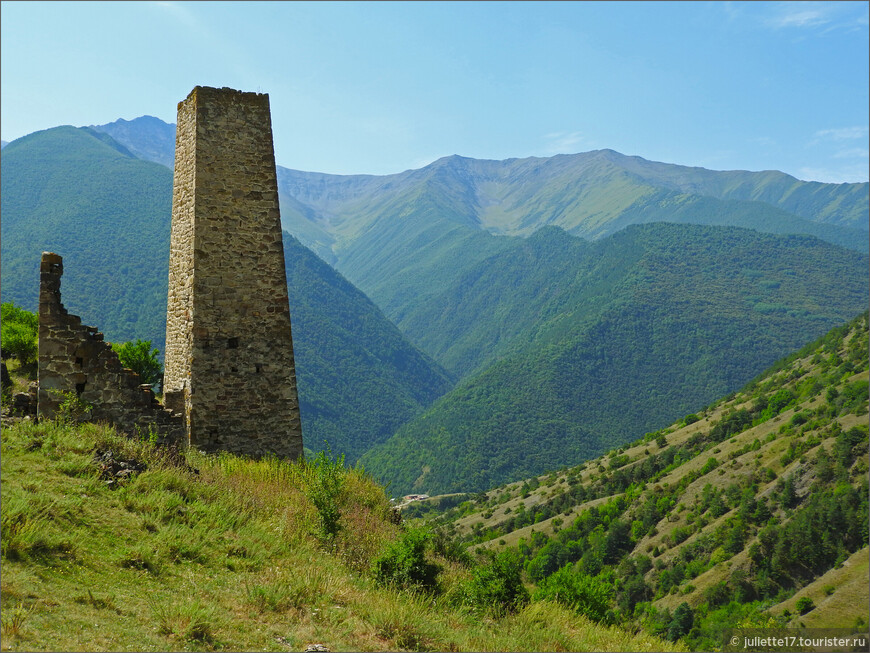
[409, 312, 868, 648]
[0, 418, 680, 652]
[772, 547, 869, 629]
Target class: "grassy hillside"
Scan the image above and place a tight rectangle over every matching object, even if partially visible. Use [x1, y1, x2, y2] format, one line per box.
[0, 128, 452, 463]
[359, 225, 869, 494]
[604, 150, 870, 230]
[0, 417, 679, 652]
[406, 312, 869, 650]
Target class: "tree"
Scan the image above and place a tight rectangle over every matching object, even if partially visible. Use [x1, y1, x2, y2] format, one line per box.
[532, 564, 612, 622]
[373, 527, 441, 592]
[668, 602, 693, 641]
[111, 339, 163, 389]
[464, 550, 530, 617]
[1, 303, 38, 365]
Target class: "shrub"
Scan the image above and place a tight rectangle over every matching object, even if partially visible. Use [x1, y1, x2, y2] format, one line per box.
[796, 596, 815, 615]
[1, 322, 37, 366]
[531, 564, 610, 622]
[150, 596, 218, 645]
[373, 527, 441, 593]
[702, 581, 730, 608]
[55, 391, 94, 424]
[430, 527, 473, 566]
[1, 602, 34, 639]
[462, 550, 529, 617]
[111, 339, 163, 388]
[1, 303, 38, 366]
[304, 448, 346, 541]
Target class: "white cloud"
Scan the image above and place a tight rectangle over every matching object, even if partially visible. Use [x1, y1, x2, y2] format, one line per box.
[768, 8, 828, 29]
[761, 1, 868, 33]
[814, 126, 870, 141]
[152, 1, 200, 31]
[833, 147, 870, 159]
[542, 131, 587, 155]
[797, 164, 869, 184]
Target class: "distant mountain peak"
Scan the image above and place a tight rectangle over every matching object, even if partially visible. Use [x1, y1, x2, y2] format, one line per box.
[89, 116, 176, 168]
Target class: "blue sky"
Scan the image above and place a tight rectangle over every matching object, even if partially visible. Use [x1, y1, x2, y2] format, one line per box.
[2, 1, 868, 181]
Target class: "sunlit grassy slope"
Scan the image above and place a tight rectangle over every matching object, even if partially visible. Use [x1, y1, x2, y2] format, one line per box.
[408, 312, 868, 644]
[0, 419, 679, 652]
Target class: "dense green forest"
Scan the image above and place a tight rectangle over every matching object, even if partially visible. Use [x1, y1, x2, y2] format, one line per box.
[0, 126, 451, 463]
[406, 313, 869, 650]
[0, 126, 173, 348]
[282, 233, 451, 461]
[359, 224, 869, 495]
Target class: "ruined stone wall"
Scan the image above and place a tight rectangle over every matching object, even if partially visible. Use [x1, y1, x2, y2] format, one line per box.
[163, 86, 303, 458]
[37, 252, 184, 442]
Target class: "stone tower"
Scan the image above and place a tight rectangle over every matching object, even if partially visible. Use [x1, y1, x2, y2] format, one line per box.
[163, 86, 303, 458]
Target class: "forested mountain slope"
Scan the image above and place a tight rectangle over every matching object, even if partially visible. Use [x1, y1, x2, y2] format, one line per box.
[408, 312, 869, 649]
[0, 126, 173, 346]
[0, 126, 451, 462]
[359, 224, 869, 494]
[282, 234, 451, 460]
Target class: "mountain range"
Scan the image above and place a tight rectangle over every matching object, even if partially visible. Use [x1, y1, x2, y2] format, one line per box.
[0, 125, 450, 463]
[2, 115, 867, 490]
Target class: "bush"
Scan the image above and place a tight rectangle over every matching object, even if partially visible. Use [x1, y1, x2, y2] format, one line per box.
[463, 550, 529, 617]
[430, 528, 473, 566]
[373, 527, 441, 593]
[304, 449, 346, 541]
[55, 391, 94, 424]
[796, 596, 815, 615]
[111, 339, 163, 388]
[531, 564, 610, 622]
[1, 303, 38, 365]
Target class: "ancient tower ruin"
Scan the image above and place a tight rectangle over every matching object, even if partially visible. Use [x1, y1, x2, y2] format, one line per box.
[163, 86, 303, 458]
[37, 252, 184, 442]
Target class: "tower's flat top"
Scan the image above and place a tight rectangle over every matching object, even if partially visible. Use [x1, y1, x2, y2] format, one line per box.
[184, 85, 269, 103]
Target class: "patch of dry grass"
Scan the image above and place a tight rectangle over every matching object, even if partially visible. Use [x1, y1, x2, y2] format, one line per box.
[1, 418, 681, 652]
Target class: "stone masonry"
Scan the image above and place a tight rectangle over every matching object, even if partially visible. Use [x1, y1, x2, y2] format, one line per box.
[163, 86, 303, 458]
[37, 252, 184, 442]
